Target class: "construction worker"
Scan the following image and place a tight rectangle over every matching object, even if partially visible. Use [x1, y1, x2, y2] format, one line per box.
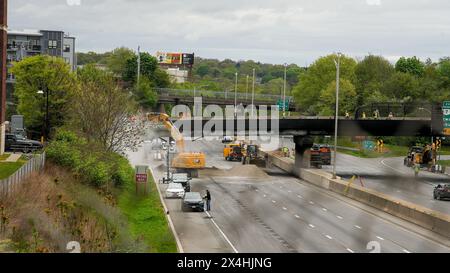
[373, 109, 380, 119]
[204, 190, 212, 212]
[414, 164, 420, 178]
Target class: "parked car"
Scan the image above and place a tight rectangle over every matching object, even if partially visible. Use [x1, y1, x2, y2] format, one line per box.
[165, 183, 185, 199]
[171, 173, 192, 192]
[181, 192, 205, 212]
[5, 134, 43, 153]
[434, 184, 450, 200]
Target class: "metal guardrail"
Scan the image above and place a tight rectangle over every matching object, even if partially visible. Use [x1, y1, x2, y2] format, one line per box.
[154, 88, 293, 103]
[0, 152, 46, 198]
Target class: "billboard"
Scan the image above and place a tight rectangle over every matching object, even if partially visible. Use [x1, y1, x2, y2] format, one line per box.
[156, 52, 194, 65]
[156, 52, 182, 65]
[182, 53, 195, 65]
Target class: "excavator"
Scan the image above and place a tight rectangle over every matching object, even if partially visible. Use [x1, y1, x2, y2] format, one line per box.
[148, 113, 206, 178]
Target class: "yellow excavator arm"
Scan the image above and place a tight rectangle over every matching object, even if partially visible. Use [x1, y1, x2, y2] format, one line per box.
[148, 113, 206, 171]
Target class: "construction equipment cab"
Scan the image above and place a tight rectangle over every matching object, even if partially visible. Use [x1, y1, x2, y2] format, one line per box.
[224, 143, 244, 161]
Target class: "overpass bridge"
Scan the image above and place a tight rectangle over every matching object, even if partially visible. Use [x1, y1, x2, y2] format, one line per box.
[170, 102, 444, 174]
[155, 88, 296, 110]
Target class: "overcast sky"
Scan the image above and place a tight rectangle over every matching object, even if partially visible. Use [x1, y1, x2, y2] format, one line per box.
[8, 0, 450, 65]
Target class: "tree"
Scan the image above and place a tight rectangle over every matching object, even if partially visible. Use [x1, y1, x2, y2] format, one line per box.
[318, 79, 357, 116]
[292, 54, 357, 114]
[106, 47, 135, 76]
[123, 52, 171, 88]
[381, 72, 420, 101]
[70, 65, 147, 154]
[355, 55, 394, 105]
[395, 56, 425, 77]
[133, 77, 158, 109]
[10, 55, 76, 133]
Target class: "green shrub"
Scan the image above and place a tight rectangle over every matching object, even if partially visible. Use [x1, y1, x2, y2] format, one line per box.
[79, 155, 110, 187]
[47, 129, 136, 189]
[111, 156, 134, 187]
[46, 141, 82, 169]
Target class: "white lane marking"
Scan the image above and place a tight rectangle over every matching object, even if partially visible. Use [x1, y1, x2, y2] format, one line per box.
[297, 195, 303, 199]
[309, 224, 315, 228]
[376, 236, 385, 241]
[322, 208, 328, 212]
[347, 248, 354, 253]
[295, 214, 300, 219]
[205, 211, 238, 253]
[272, 200, 277, 204]
[282, 207, 287, 211]
[402, 249, 411, 253]
[325, 235, 333, 240]
[337, 215, 343, 220]
[263, 194, 267, 198]
[255, 189, 259, 192]
[354, 225, 362, 229]
[288, 190, 292, 193]
[309, 201, 314, 205]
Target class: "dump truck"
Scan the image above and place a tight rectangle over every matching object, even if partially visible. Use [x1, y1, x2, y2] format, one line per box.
[224, 143, 244, 161]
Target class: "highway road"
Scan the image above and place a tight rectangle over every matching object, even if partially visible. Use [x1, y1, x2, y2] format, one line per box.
[321, 153, 450, 216]
[276, 136, 450, 216]
[129, 134, 450, 253]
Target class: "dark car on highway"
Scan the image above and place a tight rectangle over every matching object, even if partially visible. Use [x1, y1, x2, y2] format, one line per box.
[5, 134, 43, 153]
[181, 192, 205, 212]
[434, 184, 450, 200]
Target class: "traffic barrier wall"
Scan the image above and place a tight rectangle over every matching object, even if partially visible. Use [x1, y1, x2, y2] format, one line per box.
[265, 151, 450, 238]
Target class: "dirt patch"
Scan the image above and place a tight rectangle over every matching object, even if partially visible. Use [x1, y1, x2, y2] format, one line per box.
[200, 165, 269, 179]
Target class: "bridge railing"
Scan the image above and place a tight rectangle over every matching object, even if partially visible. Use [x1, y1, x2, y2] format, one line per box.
[154, 88, 293, 104]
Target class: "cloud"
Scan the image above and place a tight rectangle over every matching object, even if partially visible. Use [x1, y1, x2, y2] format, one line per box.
[366, 0, 381, 6]
[8, 0, 450, 64]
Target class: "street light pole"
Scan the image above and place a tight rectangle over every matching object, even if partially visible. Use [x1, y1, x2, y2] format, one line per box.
[234, 72, 238, 117]
[283, 63, 287, 118]
[332, 53, 342, 179]
[246, 75, 249, 100]
[137, 46, 141, 85]
[252, 68, 255, 117]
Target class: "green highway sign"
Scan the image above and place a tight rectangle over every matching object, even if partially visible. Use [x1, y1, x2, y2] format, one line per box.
[443, 101, 450, 128]
[277, 99, 290, 111]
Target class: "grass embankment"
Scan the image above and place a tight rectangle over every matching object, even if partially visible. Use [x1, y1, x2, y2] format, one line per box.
[43, 129, 176, 253]
[0, 155, 28, 180]
[337, 145, 409, 158]
[118, 173, 177, 253]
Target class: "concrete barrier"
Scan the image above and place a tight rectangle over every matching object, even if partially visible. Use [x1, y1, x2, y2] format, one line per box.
[264, 151, 450, 239]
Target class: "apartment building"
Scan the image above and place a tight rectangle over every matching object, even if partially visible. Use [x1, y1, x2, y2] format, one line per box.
[6, 29, 76, 102]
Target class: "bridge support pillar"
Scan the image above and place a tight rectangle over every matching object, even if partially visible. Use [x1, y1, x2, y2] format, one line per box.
[293, 136, 314, 177]
[156, 103, 166, 114]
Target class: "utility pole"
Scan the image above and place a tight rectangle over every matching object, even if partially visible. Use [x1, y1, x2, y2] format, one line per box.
[0, 0, 7, 155]
[332, 53, 342, 179]
[137, 46, 141, 85]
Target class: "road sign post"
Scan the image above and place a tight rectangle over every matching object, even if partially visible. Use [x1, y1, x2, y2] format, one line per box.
[135, 165, 149, 195]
